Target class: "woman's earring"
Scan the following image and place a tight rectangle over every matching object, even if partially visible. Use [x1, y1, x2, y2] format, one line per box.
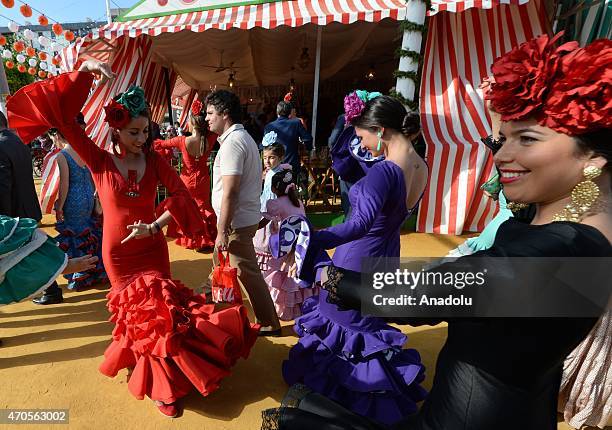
[553, 165, 602, 222]
[376, 131, 383, 152]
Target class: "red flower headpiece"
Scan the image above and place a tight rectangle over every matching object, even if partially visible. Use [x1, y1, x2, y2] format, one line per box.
[103, 99, 130, 129]
[191, 99, 203, 116]
[486, 33, 612, 135]
[284, 92, 292, 102]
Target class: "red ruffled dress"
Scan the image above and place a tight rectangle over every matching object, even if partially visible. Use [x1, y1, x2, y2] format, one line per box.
[6, 71, 259, 404]
[153, 135, 217, 250]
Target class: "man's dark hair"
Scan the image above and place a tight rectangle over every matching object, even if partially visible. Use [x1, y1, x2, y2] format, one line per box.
[277, 101, 292, 117]
[205, 90, 242, 124]
[0, 111, 7, 129]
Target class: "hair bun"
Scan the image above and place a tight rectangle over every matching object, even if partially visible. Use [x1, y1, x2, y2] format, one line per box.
[401, 112, 421, 137]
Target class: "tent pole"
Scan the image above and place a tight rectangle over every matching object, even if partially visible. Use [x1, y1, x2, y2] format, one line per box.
[164, 68, 174, 124]
[395, 1, 426, 110]
[105, 0, 112, 25]
[311, 26, 322, 150]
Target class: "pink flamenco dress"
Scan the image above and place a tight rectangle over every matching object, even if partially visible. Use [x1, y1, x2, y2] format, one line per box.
[261, 196, 319, 321]
[6, 71, 259, 406]
[153, 135, 217, 250]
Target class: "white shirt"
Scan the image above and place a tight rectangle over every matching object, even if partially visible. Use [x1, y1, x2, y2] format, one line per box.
[212, 124, 262, 229]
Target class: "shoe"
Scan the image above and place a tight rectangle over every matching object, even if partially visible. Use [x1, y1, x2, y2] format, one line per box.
[32, 294, 63, 305]
[258, 326, 282, 337]
[154, 401, 179, 418]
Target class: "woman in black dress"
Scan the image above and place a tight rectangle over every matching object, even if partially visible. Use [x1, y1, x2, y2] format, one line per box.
[262, 34, 611, 430]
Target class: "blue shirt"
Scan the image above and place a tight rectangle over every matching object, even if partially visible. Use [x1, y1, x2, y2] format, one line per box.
[264, 116, 313, 170]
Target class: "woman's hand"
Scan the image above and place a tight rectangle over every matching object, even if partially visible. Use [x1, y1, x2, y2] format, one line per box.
[62, 255, 98, 274]
[53, 201, 64, 223]
[78, 60, 115, 83]
[121, 220, 155, 244]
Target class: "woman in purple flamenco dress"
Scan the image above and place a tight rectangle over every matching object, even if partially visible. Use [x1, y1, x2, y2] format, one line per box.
[280, 93, 430, 426]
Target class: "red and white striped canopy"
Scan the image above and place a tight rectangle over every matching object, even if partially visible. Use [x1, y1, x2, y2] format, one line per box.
[93, 0, 532, 40]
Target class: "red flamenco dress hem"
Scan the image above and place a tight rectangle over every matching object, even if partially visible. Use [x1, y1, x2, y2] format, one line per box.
[99, 273, 259, 403]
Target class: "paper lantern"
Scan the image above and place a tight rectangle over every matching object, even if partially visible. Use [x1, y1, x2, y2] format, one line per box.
[19, 4, 32, 18]
[28, 58, 37, 67]
[51, 56, 61, 66]
[37, 51, 47, 61]
[38, 70, 46, 79]
[12, 41, 24, 52]
[26, 47, 36, 57]
[23, 29, 35, 40]
[5, 60, 14, 69]
[38, 15, 49, 26]
[64, 31, 75, 42]
[17, 64, 26, 73]
[1, 0, 15, 8]
[39, 61, 47, 70]
[2, 50, 11, 59]
[7, 21, 19, 33]
[0, 36, 6, 46]
[16, 54, 25, 63]
[52, 23, 63, 36]
[38, 36, 49, 47]
[51, 43, 62, 52]
[28, 67, 36, 75]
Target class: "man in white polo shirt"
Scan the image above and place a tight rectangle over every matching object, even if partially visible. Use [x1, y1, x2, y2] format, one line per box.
[205, 90, 281, 335]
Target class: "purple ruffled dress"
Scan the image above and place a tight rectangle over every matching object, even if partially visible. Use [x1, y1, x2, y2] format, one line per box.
[282, 160, 427, 426]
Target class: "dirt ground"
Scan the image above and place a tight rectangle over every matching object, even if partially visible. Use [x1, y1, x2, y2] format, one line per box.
[0, 215, 576, 430]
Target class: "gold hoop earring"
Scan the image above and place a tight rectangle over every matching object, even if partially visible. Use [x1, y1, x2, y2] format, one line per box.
[553, 166, 602, 222]
[506, 201, 529, 212]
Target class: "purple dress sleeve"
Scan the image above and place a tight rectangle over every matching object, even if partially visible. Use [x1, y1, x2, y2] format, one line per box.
[314, 161, 395, 249]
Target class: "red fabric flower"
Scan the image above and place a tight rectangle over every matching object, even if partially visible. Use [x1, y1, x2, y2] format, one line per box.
[542, 38, 612, 135]
[191, 99, 203, 116]
[284, 92, 292, 102]
[486, 33, 578, 122]
[104, 99, 130, 129]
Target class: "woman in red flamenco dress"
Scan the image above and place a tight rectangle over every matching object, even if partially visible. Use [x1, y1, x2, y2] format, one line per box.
[153, 100, 217, 251]
[6, 61, 259, 418]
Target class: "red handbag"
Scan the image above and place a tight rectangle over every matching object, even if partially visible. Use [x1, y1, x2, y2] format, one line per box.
[211, 251, 243, 304]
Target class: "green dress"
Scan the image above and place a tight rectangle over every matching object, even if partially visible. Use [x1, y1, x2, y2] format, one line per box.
[0, 215, 67, 305]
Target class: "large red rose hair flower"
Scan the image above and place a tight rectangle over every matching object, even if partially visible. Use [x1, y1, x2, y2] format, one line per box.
[104, 99, 130, 129]
[191, 99, 203, 116]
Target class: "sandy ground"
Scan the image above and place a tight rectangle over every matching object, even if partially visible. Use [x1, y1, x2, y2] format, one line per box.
[0, 215, 577, 430]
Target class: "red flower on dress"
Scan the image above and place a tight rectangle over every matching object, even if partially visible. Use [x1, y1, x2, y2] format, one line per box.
[191, 99, 203, 116]
[486, 32, 578, 122]
[542, 38, 612, 135]
[104, 99, 130, 129]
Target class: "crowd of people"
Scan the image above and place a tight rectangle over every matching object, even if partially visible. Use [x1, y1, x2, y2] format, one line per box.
[0, 33, 610, 429]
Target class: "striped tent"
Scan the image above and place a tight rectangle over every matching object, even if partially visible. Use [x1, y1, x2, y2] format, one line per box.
[59, 0, 549, 234]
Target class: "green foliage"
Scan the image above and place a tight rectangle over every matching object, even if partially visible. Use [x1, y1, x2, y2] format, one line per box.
[5, 65, 35, 95]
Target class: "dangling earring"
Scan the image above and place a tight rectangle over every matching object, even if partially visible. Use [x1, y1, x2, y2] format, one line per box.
[553, 166, 602, 222]
[506, 201, 529, 212]
[376, 131, 383, 152]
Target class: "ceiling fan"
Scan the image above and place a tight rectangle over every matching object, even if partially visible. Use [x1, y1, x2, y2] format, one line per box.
[200, 49, 245, 73]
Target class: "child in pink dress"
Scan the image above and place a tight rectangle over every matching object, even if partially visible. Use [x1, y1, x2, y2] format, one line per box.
[258, 168, 318, 320]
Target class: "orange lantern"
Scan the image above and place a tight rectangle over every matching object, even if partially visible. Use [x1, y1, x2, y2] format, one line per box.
[52, 23, 63, 36]
[38, 70, 46, 79]
[38, 15, 49, 26]
[12, 41, 25, 52]
[17, 64, 26, 73]
[0, 36, 5, 46]
[64, 30, 75, 42]
[19, 4, 32, 18]
[1, 0, 15, 8]
[51, 56, 61, 66]
[5, 60, 14, 69]
[26, 47, 36, 57]
[37, 51, 47, 61]
[27, 67, 36, 75]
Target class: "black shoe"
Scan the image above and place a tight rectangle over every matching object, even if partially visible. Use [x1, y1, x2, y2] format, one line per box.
[258, 327, 282, 337]
[32, 294, 63, 305]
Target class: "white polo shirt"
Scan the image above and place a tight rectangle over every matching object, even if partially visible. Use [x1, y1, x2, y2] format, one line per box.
[211, 124, 262, 229]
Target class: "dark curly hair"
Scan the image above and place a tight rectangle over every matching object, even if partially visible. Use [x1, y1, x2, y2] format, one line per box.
[205, 90, 242, 124]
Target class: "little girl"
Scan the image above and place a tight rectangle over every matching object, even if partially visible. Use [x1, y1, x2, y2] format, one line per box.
[254, 137, 287, 269]
[52, 128, 106, 290]
[258, 168, 318, 320]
